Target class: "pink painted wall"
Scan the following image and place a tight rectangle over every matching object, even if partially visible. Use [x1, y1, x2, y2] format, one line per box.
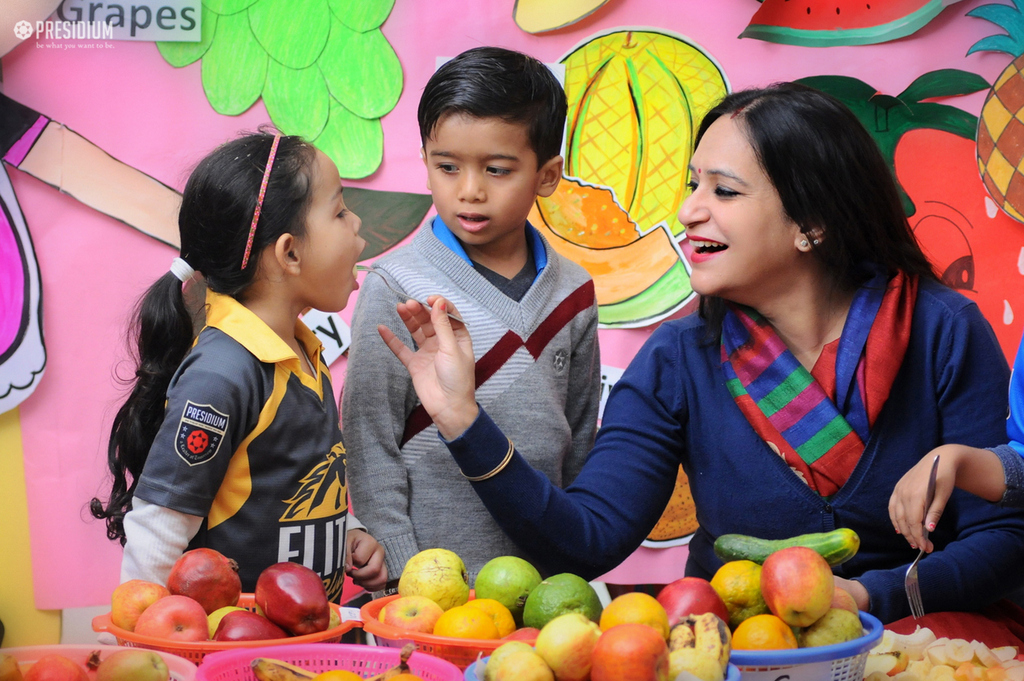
[2, 0, 1018, 608]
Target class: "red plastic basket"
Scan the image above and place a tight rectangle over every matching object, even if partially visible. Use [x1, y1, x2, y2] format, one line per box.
[360, 595, 538, 671]
[1, 644, 197, 680]
[195, 642, 463, 681]
[92, 593, 359, 665]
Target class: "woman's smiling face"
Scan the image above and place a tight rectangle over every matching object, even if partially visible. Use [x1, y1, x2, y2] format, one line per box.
[678, 115, 808, 309]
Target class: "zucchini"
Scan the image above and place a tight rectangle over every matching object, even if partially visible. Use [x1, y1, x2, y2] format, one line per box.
[713, 528, 860, 566]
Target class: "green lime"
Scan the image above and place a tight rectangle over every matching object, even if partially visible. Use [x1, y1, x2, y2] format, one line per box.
[474, 556, 543, 627]
[522, 573, 603, 630]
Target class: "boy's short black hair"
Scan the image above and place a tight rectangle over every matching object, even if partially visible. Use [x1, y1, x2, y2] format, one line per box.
[417, 46, 567, 165]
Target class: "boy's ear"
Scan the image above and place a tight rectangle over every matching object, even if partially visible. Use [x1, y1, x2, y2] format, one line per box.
[420, 147, 431, 192]
[274, 233, 301, 274]
[535, 155, 563, 198]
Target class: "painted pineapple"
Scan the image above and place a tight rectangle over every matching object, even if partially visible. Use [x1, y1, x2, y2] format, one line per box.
[970, 0, 1024, 222]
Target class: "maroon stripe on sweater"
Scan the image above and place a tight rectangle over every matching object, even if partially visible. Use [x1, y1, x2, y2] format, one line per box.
[525, 282, 595, 358]
[400, 281, 596, 445]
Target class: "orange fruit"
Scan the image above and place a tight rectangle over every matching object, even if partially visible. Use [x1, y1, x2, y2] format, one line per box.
[598, 592, 670, 639]
[312, 671, 362, 681]
[710, 560, 770, 630]
[731, 614, 799, 650]
[389, 675, 424, 681]
[464, 598, 517, 637]
[432, 604, 501, 639]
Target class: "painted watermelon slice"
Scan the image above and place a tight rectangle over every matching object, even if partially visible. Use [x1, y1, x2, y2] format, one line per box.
[741, 0, 967, 47]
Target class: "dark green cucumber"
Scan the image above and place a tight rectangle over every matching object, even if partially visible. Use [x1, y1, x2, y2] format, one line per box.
[713, 528, 860, 566]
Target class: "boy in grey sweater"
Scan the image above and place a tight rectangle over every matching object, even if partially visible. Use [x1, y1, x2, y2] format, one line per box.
[343, 47, 601, 591]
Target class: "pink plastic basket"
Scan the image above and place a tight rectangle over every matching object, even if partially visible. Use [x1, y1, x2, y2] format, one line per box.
[1, 644, 197, 680]
[195, 642, 463, 681]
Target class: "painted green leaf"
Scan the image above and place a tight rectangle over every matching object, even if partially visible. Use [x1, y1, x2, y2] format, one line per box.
[264, 61, 330, 140]
[203, 0, 259, 15]
[315, 99, 383, 179]
[797, 73, 980, 216]
[344, 187, 432, 260]
[966, 2, 1024, 57]
[899, 69, 989, 103]
[320, 23, 402, 119]
[201, 11, 267, 115]
[157, 5, 217, 67]
[249, 0, 330, 69]
[327, 0, 395, 31]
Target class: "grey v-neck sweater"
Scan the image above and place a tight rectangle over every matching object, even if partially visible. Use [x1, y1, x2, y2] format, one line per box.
[343, 225, 601, 582]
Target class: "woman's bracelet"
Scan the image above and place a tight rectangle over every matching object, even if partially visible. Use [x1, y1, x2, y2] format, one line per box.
[461, 438, 515, 482]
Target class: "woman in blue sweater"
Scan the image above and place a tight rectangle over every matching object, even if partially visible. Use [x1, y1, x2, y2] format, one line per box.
[377, 83, 1024, 624]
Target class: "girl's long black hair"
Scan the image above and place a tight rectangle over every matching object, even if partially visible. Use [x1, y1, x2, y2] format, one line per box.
[693, 83, 938, 341]
[90, 132, 317, 544]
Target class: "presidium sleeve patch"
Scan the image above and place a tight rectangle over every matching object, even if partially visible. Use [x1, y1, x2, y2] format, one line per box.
[175, 401, 229, 465]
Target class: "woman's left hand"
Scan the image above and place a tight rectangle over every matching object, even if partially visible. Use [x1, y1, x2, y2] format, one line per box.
[833, 576, 870, 611]
[377, 296, 478, 440]
[345, 528, 387, 592]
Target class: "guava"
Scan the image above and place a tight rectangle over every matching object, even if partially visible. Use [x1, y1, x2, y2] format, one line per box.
[397, 548, 470, 611]
[522, 573, 603, 630]
[474, 556, 543, 627]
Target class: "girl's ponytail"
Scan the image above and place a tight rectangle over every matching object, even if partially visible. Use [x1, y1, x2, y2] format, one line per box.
[91, 131, 316, 545]
[90, 272, 194, 544]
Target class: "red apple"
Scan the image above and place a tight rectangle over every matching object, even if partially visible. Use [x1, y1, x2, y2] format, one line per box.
[212, 610, 288, 641]
[590, 623, 670, 681]
[831, 586, 859, 615]
[255, 562, 330, 636]
[503, 626, 541, 641]
[166, 548, 241, 615]
[110, 580, 171, 632]
[379, 595, 444, 634]
[23, 655, 88, 681]
[656, 577, 729, 627]
[134, 595, 209, 641]
[760, 546, 834, 627]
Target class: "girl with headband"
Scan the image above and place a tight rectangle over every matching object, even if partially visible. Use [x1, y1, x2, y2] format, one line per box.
[91, 132, 387, 599]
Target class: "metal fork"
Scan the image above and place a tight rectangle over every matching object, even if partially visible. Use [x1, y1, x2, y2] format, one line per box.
[905, 453, 941, 619]
[356, 265, 468, 325]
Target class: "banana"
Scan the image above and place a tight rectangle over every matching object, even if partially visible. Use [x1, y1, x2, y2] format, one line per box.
[250, 658, 317, 681]
[669, 647, 726, 681]
[689, 612, 731, 676]
[364, 643, 416, 681]
[669, 622, 696, 651]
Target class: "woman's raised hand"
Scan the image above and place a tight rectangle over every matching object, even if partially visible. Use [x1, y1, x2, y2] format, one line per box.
[377, 296, 479, 440]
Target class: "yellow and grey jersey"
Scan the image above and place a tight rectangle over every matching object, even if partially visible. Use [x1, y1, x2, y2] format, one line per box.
[134, 292, 349, 601]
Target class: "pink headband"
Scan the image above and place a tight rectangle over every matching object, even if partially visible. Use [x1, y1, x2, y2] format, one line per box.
[240, 134, 282, 270]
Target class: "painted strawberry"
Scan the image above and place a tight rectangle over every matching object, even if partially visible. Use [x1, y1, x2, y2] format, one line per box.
[895, 127, 1024, 359]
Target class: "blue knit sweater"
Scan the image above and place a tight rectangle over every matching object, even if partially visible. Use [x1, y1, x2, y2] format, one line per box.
[446, 280, 1024, 624]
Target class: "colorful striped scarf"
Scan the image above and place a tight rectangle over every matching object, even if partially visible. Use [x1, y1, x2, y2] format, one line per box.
[721, 269, 918, 497]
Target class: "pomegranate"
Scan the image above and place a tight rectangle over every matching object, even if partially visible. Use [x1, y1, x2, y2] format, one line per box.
[166, 548, 242, 614]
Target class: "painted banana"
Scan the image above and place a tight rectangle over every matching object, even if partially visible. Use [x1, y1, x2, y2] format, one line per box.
[250, 658, 317, 681]
[690, 611, 731, 674]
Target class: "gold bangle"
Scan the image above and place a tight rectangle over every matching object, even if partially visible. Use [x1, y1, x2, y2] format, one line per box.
[462, 438, 514, 482]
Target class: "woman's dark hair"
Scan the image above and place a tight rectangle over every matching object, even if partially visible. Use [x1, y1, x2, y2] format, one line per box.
[417, 46, 567, 165]
[90, 132, 317, 544]
[694, 83, 938, 340]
